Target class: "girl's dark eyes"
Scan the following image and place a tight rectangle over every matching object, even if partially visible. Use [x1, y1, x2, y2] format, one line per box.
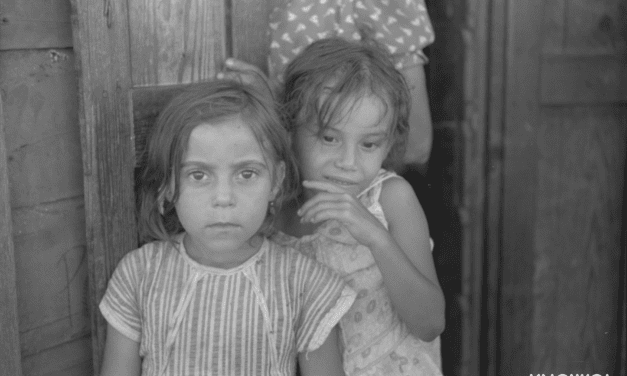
[239, 170, 258, 180]
[190, 171, 206, 181]
[322, 135, 337, 143]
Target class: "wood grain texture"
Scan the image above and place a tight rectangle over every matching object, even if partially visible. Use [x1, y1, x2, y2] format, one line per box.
[230, 0, 272, 72]
[70, 0, 137, 371]
[1, 91, 23, 376]
[483, 0, 507, 375]
[21, 336, 92, 376]
[540, 53, 627, 105]
[458, 0, 490, 375]
[128, 0, 226, 86]
[564, 0, 625, 52]
[0, 49, 82, 208]
[500, 0, 545, 374]
[532, 106, 625, 373]
[542, 0, 625, 54]
[12, 198, 89, 358]
[0, 0, 73, 50]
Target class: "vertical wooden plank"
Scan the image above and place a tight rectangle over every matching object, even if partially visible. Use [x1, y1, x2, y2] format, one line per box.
[458, 0, 490, 375]
[483, 0, 507, 374]
[532, 106, 625, 373]
[542, 0, 566, 54]
[69, 0, 136, 373]
[500, 0, 544, 374]
[230, 0, 273, 72]
[0, 94, 23, 376]
[128, 0, 226, 86]
[1, 50, 83, 208]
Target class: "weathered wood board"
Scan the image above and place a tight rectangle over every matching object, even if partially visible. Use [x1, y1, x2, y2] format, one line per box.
[128, 0, 226, 85]
[1, 86, 23, 376]
[0, 50, 82, 208]
[498, 0, 626, 374]
[0, 0, 73, 50]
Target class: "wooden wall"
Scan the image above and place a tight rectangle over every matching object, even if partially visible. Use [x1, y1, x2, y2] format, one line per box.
[0, 0, 92, 374]
[486, 0, 626, 374]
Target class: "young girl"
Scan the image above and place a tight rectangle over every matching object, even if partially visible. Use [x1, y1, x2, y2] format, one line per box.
[272, 38, 445, 375]
[267, 0, 436, 171]
[98, 80, 356, 376]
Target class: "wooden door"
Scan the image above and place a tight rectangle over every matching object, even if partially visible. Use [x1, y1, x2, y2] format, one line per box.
[480, 0, 627, 374]
[70, 0, 281, 372]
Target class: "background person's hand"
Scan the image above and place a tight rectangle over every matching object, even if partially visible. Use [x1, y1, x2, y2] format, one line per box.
[217, 58, 275, 99]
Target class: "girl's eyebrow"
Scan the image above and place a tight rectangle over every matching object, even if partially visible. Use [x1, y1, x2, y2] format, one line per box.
[180, 159, 268, 169]
[325, 126, 389, 138]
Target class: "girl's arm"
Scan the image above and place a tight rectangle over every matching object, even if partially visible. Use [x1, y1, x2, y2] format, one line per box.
[298, 326, 345, 376]
[402, 64, 433, 174]
[298, 180, 445, 341]
[100, 324, 141, 376]
[375, 177, 445, 341]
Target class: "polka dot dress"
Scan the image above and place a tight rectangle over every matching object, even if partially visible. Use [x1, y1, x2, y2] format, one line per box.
[268, 0, 435, 82]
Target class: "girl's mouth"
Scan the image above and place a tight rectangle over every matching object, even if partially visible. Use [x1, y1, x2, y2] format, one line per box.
[208, 223, 239, 228]
[325, 176, 358, 186]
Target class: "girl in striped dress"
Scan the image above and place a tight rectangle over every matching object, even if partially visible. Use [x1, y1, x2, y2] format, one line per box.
[98, 80, 356, 376]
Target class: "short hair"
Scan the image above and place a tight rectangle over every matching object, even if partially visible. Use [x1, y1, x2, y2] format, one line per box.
[281, 37, 411, 170]
[138, 80, 299, 243]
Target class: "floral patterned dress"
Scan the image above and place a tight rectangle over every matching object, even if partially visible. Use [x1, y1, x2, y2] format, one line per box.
[273, 169, 442, 375]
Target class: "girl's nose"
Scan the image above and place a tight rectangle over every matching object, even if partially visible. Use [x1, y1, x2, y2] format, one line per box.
[334, 145, 357, 170]
[212, 178, 235, 207]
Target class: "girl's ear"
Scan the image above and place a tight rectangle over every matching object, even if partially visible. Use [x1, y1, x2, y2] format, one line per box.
[270, 161, 286, 200]
[157, 179, 175, 214]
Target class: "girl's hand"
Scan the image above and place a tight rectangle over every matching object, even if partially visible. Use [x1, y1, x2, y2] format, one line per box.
[217, 58, 275, 99]
[298, 180, 391, 248]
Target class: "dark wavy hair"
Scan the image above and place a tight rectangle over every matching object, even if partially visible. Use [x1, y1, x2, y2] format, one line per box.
[138, 80, 299, 243]
[281, 37, 411, 171]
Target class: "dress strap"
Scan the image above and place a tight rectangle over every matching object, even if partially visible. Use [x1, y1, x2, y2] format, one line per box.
[356, 169, 399, 200]
[356, 170, 401, 229]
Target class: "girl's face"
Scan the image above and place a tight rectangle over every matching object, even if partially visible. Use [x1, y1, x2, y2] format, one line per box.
[174, 116, 283, 264]
[294, 94, 392, 198]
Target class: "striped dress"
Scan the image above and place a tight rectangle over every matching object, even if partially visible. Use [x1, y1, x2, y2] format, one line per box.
[100, 235, 356, 376]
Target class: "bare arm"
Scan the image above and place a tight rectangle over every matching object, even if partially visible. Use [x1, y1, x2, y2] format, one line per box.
[372, 178, 445, 340]
[298, 179, 445, 341]
[100, 324, 141, 376]
[298, 326, 345, 376]
[402, 64, 433, 174]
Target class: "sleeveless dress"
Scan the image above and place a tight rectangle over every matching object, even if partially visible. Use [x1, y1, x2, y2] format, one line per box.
[274, 169, 442, 375]
[268, 0, 435, 82]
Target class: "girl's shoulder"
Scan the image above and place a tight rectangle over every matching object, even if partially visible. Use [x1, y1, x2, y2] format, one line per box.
[358, 169, 407, 208]
[269, 230, 319, 259]
[380, 173, 415, 201]
[379, 173, 421, 214]
[266, 234, 317, 261]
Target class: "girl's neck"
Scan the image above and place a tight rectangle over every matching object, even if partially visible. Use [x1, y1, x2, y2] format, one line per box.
[183, 233, 264, 269]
